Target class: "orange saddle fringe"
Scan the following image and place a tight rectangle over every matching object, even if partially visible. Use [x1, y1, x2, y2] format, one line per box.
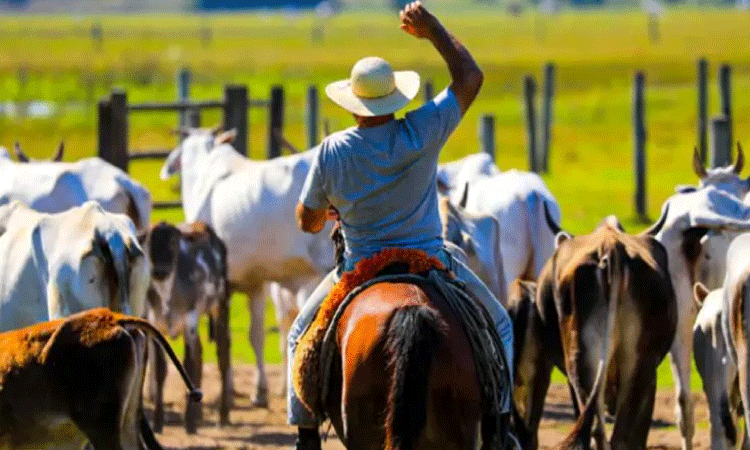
[291, 247, 447, 415]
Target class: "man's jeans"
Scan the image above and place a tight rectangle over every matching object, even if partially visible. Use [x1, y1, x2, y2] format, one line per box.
[286, 247, 514, 427]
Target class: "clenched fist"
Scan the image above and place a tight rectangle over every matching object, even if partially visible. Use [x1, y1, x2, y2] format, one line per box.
[399, 1, 441, 40]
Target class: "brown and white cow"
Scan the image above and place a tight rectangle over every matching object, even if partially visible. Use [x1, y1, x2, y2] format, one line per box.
[510, 210, 677, 450]
[139, 221, 230, 433]
[0, 307, 201, 450]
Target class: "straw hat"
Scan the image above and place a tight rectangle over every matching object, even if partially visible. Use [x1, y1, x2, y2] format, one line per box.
[325, 57, 420, 117]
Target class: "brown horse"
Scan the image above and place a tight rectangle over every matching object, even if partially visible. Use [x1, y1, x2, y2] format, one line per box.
[321, 279, 498, 450]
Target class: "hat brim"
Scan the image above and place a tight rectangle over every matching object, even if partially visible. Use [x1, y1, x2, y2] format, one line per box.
[325, 71, 421, 117]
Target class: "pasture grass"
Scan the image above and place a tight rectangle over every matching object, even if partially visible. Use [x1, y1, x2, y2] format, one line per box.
[1, 8, 748, 393]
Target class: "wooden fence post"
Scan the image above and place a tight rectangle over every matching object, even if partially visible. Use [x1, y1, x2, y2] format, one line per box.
[540, 62, 555, 174]
[177, 67, 191, 128]
[719, 63, 732, 150]
[306, 85, 319, 149]
[223, 85, 248, 156]
[711, 116, 732, 168]
[697, 58, 708, 165]
[97, 97, 112, 164]
[110, 89, 129, 172]
[633, 72, 647, 222]
[267, 86, 284, 159]
[479, 115, 495, 160]
[524, 75, 538, 173]
[424, 79, 434, 104]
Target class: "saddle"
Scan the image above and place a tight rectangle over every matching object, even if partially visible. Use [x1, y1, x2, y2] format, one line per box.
[291, 247, 447, 416]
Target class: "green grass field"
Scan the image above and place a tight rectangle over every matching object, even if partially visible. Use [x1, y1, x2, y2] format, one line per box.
[0, 7, 746, 394]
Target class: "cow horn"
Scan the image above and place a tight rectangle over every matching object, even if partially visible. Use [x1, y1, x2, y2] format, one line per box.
[272, 129, 301, 154]
[323, 118, 331, 137]
[171, 127, 193, 136]
[734, 142, 744, 174]
[210, 123, 223, 136]
[693, 147, 707, 179]
[543, 201, 563, 236]
[641, 203, 669, 237]
[459, 182, 469, 209]
[51, 141, 64, 162]
[13, 142, 29, 163]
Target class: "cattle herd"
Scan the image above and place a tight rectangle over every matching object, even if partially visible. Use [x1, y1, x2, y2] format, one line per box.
[2, 127, 750, 450]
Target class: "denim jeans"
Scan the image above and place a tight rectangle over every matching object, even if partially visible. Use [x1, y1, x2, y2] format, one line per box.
[286, 247, 514, 427]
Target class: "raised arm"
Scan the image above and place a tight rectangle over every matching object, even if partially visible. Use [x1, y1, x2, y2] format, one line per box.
[400, 1, 483, 115]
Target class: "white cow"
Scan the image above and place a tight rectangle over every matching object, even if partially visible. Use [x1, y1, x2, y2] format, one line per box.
[444, 169, 561, 302]
[438, 196, 506, 304]
[436, 151, 500, 192]
[645, 186, 750, 450]
[670, 144, 748, 449]
[0, 200, 150, 331]
[161, 128, 335, 406]
[0, 145, 152, 230]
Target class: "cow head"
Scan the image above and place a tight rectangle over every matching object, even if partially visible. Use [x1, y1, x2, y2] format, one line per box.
[439, 195, 507, 304]
[160, 127, 236, 180]
[692, 143, 749, 198]
[140, 221, 228, 338]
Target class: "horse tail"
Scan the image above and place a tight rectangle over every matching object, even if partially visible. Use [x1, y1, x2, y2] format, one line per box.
[385, 304, 444, 450]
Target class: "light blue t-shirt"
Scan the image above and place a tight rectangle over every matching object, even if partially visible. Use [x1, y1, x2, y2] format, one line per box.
[299, 87, 462, 265]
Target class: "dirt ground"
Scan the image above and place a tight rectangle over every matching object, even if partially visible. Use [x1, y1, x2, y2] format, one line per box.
[148, 363, 712, 450]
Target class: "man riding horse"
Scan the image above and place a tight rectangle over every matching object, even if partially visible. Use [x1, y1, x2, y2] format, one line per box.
[289, 2, 514, 449]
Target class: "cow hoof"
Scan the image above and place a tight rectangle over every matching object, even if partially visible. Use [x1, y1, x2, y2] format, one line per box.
[253, 387, 269, 408]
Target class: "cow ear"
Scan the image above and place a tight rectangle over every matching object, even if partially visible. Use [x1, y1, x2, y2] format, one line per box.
[693, 282, 709, 310]
[215, 128, 237, 145]
[555, 231, 571, 249]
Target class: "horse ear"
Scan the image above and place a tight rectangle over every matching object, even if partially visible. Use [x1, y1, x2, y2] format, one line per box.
[734, 142, 744, 174]
[13, 142, 29, 163]
[215, 129, 237, 145]
[458, 182, 469, 209]
[52, 141, 64, 162]
[693, 147, 707, 179]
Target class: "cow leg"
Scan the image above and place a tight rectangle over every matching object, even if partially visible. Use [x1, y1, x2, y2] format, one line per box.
[183, 312, 203, 434]
[214, 289, 232, 427]
[695, 327, 736, 450]
[670, 327, 695, 450]
[609, 364, 657, 450]
[246, 285, 269, 407]
[147, 339, 167, 433]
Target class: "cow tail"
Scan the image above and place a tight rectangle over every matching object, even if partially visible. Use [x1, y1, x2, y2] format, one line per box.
[384, 305, 443, 450]
[559, 249, 617, 450]
[119, 317, 203, 403]
[139, 414, 164, 450]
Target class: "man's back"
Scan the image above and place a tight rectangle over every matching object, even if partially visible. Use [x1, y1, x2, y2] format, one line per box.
[301, 88, 461, 264]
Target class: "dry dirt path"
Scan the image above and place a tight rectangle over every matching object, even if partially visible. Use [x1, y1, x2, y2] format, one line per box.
[149, 363, 712, 450]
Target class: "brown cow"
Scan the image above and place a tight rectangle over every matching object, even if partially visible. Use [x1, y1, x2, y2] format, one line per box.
[0, 307, 201, 450]
[139, 221, 230, 433]
[510, 211, 677, 450]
